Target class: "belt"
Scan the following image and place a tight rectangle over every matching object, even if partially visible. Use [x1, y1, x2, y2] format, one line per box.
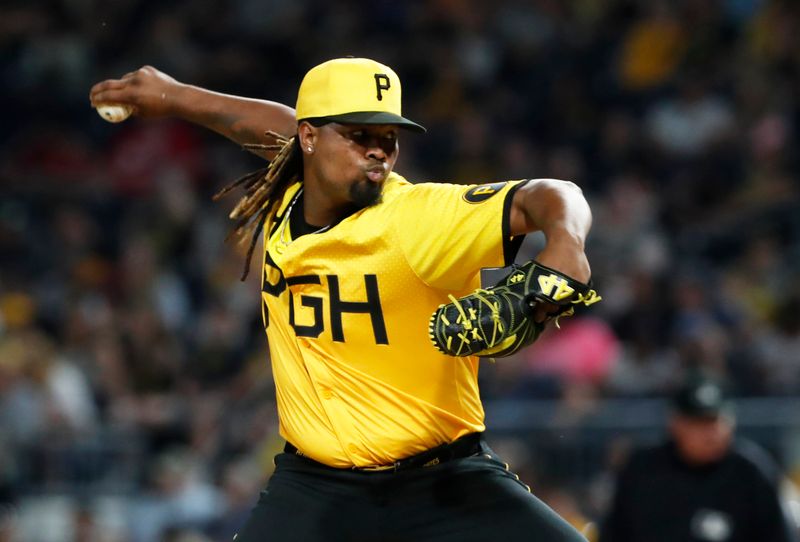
[283, 433, 484, 473]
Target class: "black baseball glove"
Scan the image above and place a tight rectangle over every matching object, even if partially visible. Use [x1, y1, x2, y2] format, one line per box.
[428, 260, 601, 357]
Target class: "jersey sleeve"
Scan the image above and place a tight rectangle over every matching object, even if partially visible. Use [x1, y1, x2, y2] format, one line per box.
[389, 180, 528, 291]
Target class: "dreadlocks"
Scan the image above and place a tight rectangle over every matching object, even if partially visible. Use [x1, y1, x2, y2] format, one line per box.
[213, 131, 302, 280]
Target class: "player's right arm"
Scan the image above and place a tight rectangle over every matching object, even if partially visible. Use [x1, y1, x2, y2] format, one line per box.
[89, 66, 297, 160]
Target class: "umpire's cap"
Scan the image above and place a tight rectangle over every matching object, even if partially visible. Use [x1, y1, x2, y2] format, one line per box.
[672, 376, 733, 418]
[295, 57, 426, 133]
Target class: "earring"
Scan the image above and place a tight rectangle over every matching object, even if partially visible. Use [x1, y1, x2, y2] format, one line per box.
[307, 146, 313, 152]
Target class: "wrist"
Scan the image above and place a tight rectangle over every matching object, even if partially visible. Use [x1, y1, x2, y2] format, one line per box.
[536, 236, 590, 283]
[168, 82, 194, 119]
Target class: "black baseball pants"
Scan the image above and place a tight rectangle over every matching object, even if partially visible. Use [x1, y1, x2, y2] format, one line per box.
[233, 437, 586, 542]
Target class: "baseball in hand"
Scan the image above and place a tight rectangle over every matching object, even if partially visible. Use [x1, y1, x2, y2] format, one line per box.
[96, 103, 133, 123]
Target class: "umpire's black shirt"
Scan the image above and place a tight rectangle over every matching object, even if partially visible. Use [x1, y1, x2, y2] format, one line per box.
[599, 440, 797, 542]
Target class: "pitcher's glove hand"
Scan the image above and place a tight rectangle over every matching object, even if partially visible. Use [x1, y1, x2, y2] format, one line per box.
[428, 260, 601, 357]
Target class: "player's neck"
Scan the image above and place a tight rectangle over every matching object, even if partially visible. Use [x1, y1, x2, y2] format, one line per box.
[301, 176, 351, 227]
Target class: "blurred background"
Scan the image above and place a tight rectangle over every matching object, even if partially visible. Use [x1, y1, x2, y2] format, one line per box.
[2, 0, 800, 540]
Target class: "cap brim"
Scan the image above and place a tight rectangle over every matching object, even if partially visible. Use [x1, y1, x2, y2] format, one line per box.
[673, 401, 733, 418]
[304, 111, 426, 133]
[675, 406, 723, 418]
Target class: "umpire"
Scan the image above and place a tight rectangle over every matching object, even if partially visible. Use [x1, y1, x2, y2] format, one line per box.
[599, 376, 798, 542]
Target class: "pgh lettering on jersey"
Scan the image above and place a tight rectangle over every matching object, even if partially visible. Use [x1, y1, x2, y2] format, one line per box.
[263, 258, 387, 344]
[261, 175, 528, 468]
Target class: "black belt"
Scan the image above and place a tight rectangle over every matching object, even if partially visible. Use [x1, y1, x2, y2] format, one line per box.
[283, 432, 484, 473]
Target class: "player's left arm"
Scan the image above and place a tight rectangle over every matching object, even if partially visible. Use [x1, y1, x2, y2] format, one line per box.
[508, 179, 592, 322]
[509, 179, 591, 280]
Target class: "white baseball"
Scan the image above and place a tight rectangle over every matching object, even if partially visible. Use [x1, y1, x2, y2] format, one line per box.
[96, 103, 133, 123]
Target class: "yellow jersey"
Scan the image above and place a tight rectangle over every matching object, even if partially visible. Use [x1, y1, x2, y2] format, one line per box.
[261, 172, 526, 468]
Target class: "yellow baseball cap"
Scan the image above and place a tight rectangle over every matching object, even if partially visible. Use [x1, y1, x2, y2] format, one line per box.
[295, 57, 426, 133]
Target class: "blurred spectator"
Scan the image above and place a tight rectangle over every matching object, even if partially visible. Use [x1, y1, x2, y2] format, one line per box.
[616, 2, 687, 91]
[206, 457, 266, 540]
[754, 296, 800, 394]
[0, 329, 96, 444]
[128, 449, 224, 542]
[521, 317, 620, 386]
[644, 77, 735, 158]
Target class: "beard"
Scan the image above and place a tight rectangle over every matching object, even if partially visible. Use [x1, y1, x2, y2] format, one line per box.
[349, 180, 383, 209]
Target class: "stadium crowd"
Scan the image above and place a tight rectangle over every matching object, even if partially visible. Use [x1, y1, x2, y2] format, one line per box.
[1, 0, 799, 540]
